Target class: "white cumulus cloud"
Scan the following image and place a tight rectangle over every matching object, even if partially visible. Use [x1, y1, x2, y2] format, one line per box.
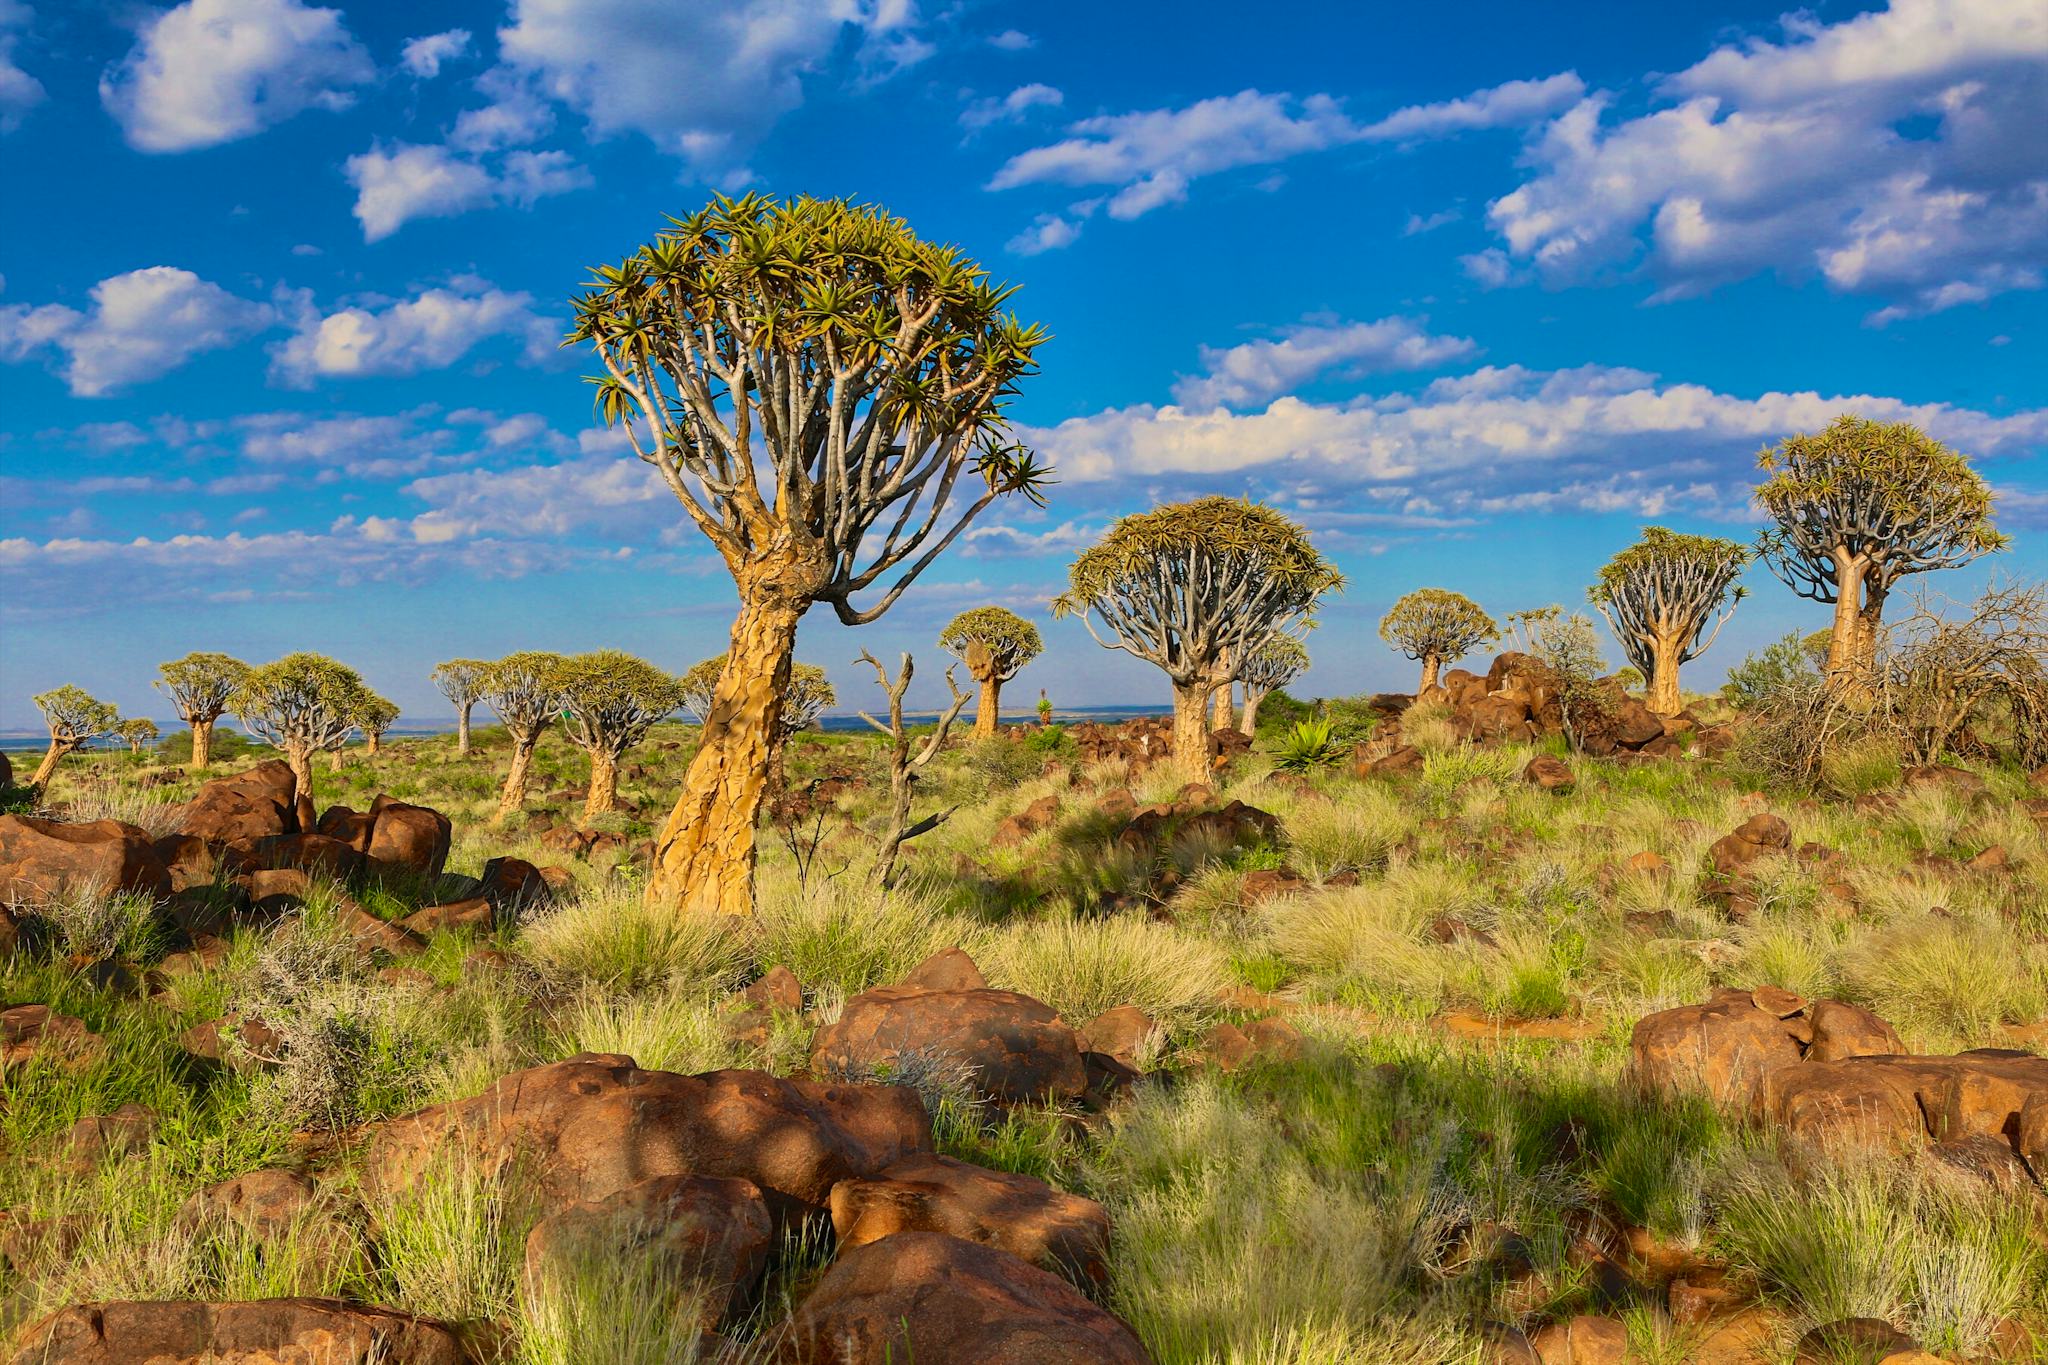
[0, 0, 45, 133]
[401, 28, 470, 79]
[0, 267, 274, 396]
[270, 279, 559, 385]
[961, 82, 1062, 131]
[344, 142, 588, 241]
[1174, 316, 1480, 409]
[100, 0, 373, 153]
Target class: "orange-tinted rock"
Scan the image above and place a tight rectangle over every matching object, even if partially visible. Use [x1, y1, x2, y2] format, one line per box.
[900, 947, 986, 992]
[1631, 995, 1802, 1107]
[1529, 1314, 1630, 1365]
[1523, 755, 1575, 792]
[0, 816, 172, 906]
[828, 1153, 1111, 1282]
[813, 984, 1085, 1107]
[1077, 1006, 1153, 1066]
[1805, 1000, 1903, 1063]
[176, 762, 299, 847]
[7, 1298, 466, 1365]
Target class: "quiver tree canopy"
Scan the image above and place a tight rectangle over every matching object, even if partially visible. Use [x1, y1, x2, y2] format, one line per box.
[1755, 414, 2004, 687]
[232, 654, 370, 798]
[1378, 588, 1497, 693]
[155, 652, 250, 769]
[940, 605, 1043, 736]
[1589, 527, 1748, 715]
[29, 685, 121, 786]
[480, 651, 565, 823]
[431, 658, 490, 754]
[354, 693, 400, 752]
[570, 193, 1051, 915]
[554, 650, 687, 819]
[118, 718, 160, 752]
[1234, 633, 1309, 735]
[1054, 496, 1342, 779]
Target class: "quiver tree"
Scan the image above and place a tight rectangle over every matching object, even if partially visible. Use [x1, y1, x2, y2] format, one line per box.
[28, 686, 121, 786]
[1379, 589, 1497, 693]
[1589, 527, 1749, 716]
[233, 654, 370, 800]
[155, 652, 250, 769]
[431, 659, 490, 756]
[554, 651, 686, 822]
[1236, 634, 1309, 736]
[1053, 497, 1342, 782]
[1756, 414, 2004, 693]
[572, 193, 1050, 915]
[118, 718, 161, 754]
[479, 652, 564, 825]
[355, 694, 399, 757]
[938, 606, 1043, 738]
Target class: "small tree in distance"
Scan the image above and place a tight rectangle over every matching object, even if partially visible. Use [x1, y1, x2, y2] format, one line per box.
[554, 651, 686, 822]
[1054, 497, 1342, 782]
[1236, 634, 1309, 736]
[1379, 588, 1497, 694]
[431, 659, 490, 756]
[118, 718, 160, 754]
[233, 654, 370, 800]
[356, 694, 400, 756]
[480, 652, 564, 825]
[155, 652, 250, 769]
[1755, 414, 2003, 693]
[28, 686, 121, 786]
[1589, 527, 1748, 716]
[572, 194, 1050, 915]
[939, 607, 1043, 738]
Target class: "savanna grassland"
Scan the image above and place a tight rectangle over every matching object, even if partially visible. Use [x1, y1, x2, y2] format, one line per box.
[2, 677, 2044, 1365]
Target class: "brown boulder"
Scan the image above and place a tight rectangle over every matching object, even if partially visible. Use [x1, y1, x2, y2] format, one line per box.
[177, 1169, 321, 1236]
[2, 1005, 100, 1072]
[1529, 1314, 1630, 1365]
[829, 1153, 1111, 1282]
[812, 985, 1086, 1106]
[246, 833, 365, 883]
[1805, 1000, 1903, 1062]
[176, 761, 299, 847]
[151, 834, 217, 892]
[478, 856, 554, 917]
[363, 1055, 931, 1218]
[1761, 1050, 2048, 1152]
[1631, 995, 1802, 1107]
[395, 897, 493, 937]
[1793, 1318, 1915, 1365]
[0, 816, 172, 906]
[364, 795, 451, 879]
[7, 1299, 465, 1365]
[744, 966, 805, 1011]
[767, 1231, 1150, 1365]
[523, 1174, 773, 1330]
[1708, 814, 1792, 879]
[1077, 1006, 1154, 1066]
[1523, 755, 1575, 792]
[992, 795, 1063, 848]
[901, 947, 987, 992]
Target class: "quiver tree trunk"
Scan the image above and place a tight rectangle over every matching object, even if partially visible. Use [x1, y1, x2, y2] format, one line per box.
[456, 703, 472, 756]
[190, 719, 214, 770]
[1170, 680, 1215, 785]
[366, 733, 381, 758]
[1418, 655, 1443, 694]
[1825, 552, 1871, 696]
[1647, 630, 1685, 716]
[648, 593, 804, 916]
[973, 675, 1002, 739]
[495, 742, 537, 825]
[1211, 680, 1233, 731]
[1240, 689, 1266, 737]
[328, 750, 344, 773]
[285, 745, 313, 802]
[29, 741, 67, 788]
[583, 751, 620, 823]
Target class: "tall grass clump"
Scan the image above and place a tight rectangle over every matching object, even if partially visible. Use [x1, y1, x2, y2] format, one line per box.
[982, 914, 1226, 1035]
[753, 875, 971, 996]
[520, 883, 752, 995]
[1281, 786, 1407, 881]
[1263, 885, 1445, 1017]
[367, 1147, 526, 1326]
[545, 987, 740, 1074]
[1837, 913, 2047, 1047]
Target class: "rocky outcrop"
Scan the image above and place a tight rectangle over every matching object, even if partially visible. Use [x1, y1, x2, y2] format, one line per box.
[767, 1231, 1152, 1365]
[176, 762, 299, 847]
[828, 1154, 1111, 1283]
[6, 1299, 466, 1365]
[363, 1055, 931, 1218]
[317, 796, 451, 880]
[0, 816, 173, 906]
[811, 975, 1087, 1107]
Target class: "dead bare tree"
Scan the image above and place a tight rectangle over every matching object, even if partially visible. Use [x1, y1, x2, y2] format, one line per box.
[856, 651, 972, 890]
[1886, 579, 2048, 767]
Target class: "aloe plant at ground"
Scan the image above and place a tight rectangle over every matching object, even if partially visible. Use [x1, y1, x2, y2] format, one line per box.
[1, 670, 2043, 1365]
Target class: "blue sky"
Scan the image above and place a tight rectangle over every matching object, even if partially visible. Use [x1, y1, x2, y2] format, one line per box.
[1, 0, 2043, 728]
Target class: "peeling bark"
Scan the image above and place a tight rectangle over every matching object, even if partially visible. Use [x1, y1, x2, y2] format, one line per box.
[1647, 632, 1685, 716]
[29, 742, 65, 788]
[1239, 690, 1266, 737]
[456, 703, 472, 757]
[1418, 654, 1443, 694]
[647, 593, 804, 916]
[190, 720, 213, 770]
[1170, 681, 1214, 785]
[286, 746, 313, 803]
[584, 751, 619, 823]
[1211, 679, 1234, 730]
[972, 676, 1002, 739]
[495, 743, 536, 825]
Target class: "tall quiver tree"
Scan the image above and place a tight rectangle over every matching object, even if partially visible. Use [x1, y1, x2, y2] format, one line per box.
[479, 652, 563, 825]
[155, 652, 250, 770]
[431, 659, 489, 756]
[939, 607, 1043, 738]
[233, 654, 369, 800]
[1054, 498, 1342, 782]
[554, 651, 686, 822]
[1756, 415, 2004, 693]
[681, 654, 835, 792]
[1236, 634, 1309, 736]
[29, 686, 120, 786]
[572, 194, 1050, 915]
[1379, 589, 1497, 694]
[1590, 527, 1748, 716]
[356, 694, 400, 756]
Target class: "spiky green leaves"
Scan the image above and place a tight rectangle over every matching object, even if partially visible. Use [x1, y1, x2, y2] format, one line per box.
[233, 654, 372, 754]
[479, 652, 567, 745]
[1589, 527, 1749, 673]
[33, 685, 121, 749]
[939, 606, 1043, 681]
[1238, 634, 1311, 694]
[1055, 497, 1341, 685]
[554, 650, 687, 758]
[1378, 589, 1497, 665]
[156, 652, 251, 725]
[430, 659, 491, 708]
[1755, 415, 2005, 603]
